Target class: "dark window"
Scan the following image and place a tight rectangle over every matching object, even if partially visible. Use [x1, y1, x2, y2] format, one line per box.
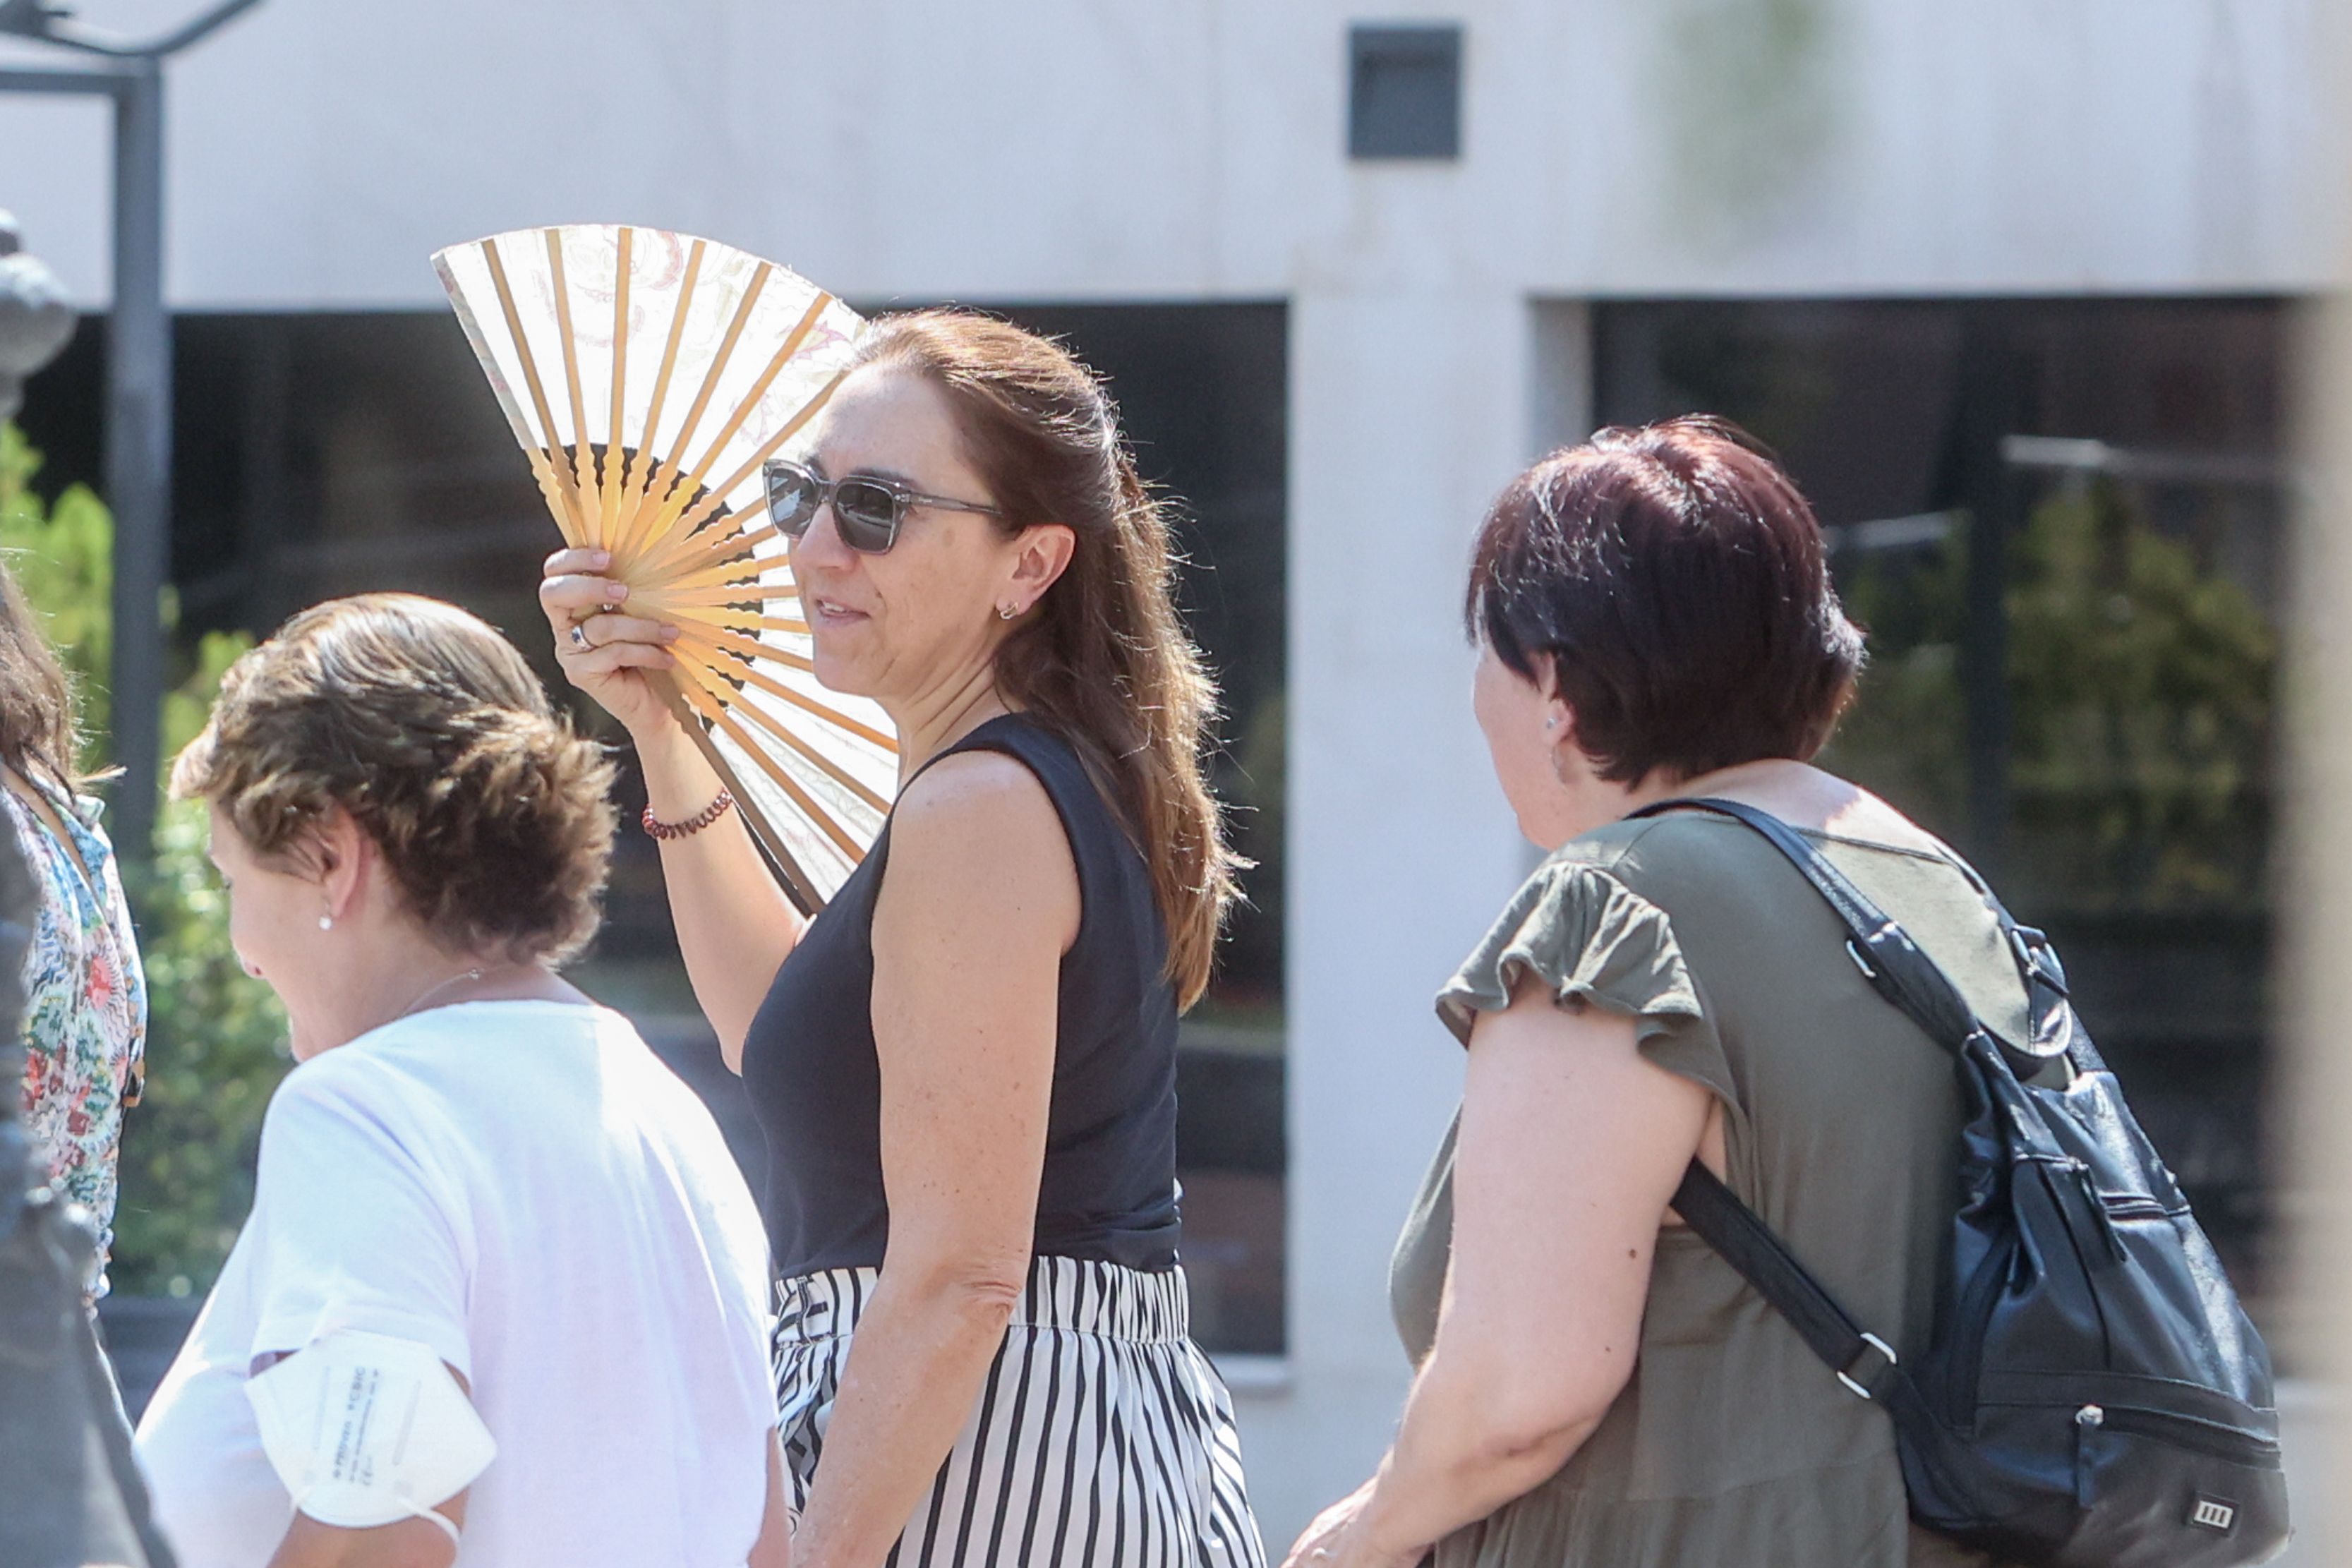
[1592, 298, 2289, 1319]
[1349, 23, 1464, 160]
[999, 303, 1289, 1355]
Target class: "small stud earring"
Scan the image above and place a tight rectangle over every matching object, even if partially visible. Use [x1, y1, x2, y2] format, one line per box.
[1544, 716, 1560, 731]
[318, 914, 333, 931]
[999, 604, 1018, 621]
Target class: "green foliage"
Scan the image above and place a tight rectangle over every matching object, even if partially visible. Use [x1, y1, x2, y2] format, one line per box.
[114, 634, 287, 1297]
[1825, 519, 1970, 831]
[2005, 482, 2273, 910]
[1, 423, 287, 1298]
[1823, 479, 2275, 913]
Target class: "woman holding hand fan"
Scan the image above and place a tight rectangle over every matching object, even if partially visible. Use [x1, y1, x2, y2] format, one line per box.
[541, 309, 1264, 1568]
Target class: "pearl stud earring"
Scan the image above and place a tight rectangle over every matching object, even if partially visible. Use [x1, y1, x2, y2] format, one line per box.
[318, 914, 333, 931]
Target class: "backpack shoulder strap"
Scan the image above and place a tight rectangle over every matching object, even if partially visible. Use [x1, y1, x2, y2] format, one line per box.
[1629, 797, 1982, 1050]
[1669, 1160, 1895, 1392]
[1675, 1162, 1954, 1453]
[1628, 797, 1970, 1426]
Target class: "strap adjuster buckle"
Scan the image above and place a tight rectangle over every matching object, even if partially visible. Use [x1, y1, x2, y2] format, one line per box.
[1836, 1332, 1900, 1400]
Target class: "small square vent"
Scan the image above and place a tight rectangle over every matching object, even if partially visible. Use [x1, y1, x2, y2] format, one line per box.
[1348, 23, 1464, 161]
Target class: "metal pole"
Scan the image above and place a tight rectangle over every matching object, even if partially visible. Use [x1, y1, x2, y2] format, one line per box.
[1943, 310, 2022, 875]
[1960, 472, 2012, 872]
[1, 0, 263, 862]
[104, 56, 167, 860]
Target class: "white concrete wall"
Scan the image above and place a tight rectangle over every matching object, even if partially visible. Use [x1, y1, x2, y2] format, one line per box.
[0, 0, 2334, 309]
[1, 0, 2338, 1548]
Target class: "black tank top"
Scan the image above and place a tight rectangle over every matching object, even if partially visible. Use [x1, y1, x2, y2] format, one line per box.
[742, 713, 1182, 1277]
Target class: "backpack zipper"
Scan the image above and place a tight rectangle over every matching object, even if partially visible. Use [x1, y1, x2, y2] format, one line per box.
[2085, 1404, 2282, 1468]
[2073, 1403, 2281, 1512]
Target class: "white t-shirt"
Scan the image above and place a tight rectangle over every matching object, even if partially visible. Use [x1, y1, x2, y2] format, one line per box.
[135, 1001, 775, 1568]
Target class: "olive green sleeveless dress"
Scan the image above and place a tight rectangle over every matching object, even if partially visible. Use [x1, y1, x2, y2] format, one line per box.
[1390, 812, 2034, 1568]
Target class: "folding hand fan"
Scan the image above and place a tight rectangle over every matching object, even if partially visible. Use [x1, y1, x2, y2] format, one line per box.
[433, 223, 893, 913]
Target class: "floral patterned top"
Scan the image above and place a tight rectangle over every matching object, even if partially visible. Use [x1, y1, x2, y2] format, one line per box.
[6, 778, 147, 1296]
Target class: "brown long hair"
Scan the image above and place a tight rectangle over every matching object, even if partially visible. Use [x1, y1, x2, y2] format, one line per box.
[0, 556, 88, 801]
[854, 311, 1238, 1008]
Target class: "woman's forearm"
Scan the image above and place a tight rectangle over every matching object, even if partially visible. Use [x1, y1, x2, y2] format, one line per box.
[1351, 1349, 1598, 1562]
[635, 718, 804, 1065]
[790, 1260, 1024, 1568]
[268, 1507, 463, 1568]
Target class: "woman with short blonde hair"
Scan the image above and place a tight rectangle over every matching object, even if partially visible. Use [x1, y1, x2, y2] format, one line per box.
[135, 593, 787, 1568]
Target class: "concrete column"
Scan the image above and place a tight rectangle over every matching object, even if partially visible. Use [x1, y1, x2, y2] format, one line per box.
[1229, 287, 1560, 1544]
[1528, 300, 1593, 457]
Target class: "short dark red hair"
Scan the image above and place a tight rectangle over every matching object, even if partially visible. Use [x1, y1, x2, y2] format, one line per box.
[1465, 415, 1864, 784]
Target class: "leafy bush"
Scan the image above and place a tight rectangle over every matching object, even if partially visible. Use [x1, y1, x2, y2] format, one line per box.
[1, 423, 287, 1298]
[1826, 477, 2274, 913]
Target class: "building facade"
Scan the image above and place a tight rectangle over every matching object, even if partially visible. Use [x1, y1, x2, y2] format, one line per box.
[4, 0, 2336, 1543]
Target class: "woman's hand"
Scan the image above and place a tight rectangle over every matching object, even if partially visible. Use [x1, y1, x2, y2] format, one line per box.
[1281, 1480, 1420, 1568]
[539, 547, 682, 740]
[541, 544, 803, 1065]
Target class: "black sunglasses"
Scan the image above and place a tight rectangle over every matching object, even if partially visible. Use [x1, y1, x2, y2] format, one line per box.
[762, 457, 1003, 554]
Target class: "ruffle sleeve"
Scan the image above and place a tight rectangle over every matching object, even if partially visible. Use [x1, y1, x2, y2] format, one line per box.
[1435, 859, 1732, 1104]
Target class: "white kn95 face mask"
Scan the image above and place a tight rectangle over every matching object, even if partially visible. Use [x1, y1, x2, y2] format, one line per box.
[245, 1329, 497, 1545]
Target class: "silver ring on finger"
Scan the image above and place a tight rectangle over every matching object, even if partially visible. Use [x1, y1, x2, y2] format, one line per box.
[568, 622, 592, 651]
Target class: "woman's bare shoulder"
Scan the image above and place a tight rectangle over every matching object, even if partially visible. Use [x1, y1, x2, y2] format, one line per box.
[880, 749, 1078, 936]
[895, 747, 1057, 822]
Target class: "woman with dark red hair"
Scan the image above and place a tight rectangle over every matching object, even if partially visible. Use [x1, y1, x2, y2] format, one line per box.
[1286, 418, 2020, 1568]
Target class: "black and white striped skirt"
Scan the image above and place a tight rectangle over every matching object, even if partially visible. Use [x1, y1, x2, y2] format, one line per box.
[773, 1255, 1267, 1568]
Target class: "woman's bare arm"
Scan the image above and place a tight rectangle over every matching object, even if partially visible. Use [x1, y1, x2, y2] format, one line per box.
[266, 1497, 469, 1568]
[750, 1427, 795, 1568]
[788, 752, 1077, 1568]
[1288, 982, 1713, 1567]
[541, 548, 802, 1064]
[634, 720, 806, 1065]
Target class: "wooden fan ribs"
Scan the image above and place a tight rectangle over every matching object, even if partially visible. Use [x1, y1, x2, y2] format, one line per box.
[651, 677, 826, 915]
[651, 603, 817, 640]
[668, 651, 891, 816]
[669, 670, 868, 860]
[658, 519, 783, 588]
[634, 259, 773, 554]
[479, 237, 584, 547]
[639, 296, 844, 564]
[543, 230, 600, 533]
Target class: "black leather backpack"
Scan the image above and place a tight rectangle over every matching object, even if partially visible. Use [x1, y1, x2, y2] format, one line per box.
[1638, 798, 2289, 1567]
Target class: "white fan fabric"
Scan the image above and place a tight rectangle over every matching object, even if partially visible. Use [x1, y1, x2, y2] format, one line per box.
[433, 223, 894, 910]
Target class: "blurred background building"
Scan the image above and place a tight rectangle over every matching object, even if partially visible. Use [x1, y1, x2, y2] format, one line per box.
[1, 0, 2339, 1546]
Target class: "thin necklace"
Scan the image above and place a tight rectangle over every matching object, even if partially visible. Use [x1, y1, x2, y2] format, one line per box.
[397, 965, 502, 1022]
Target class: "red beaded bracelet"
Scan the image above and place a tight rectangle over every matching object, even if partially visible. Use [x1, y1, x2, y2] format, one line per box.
[642, 788, 736, 841]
